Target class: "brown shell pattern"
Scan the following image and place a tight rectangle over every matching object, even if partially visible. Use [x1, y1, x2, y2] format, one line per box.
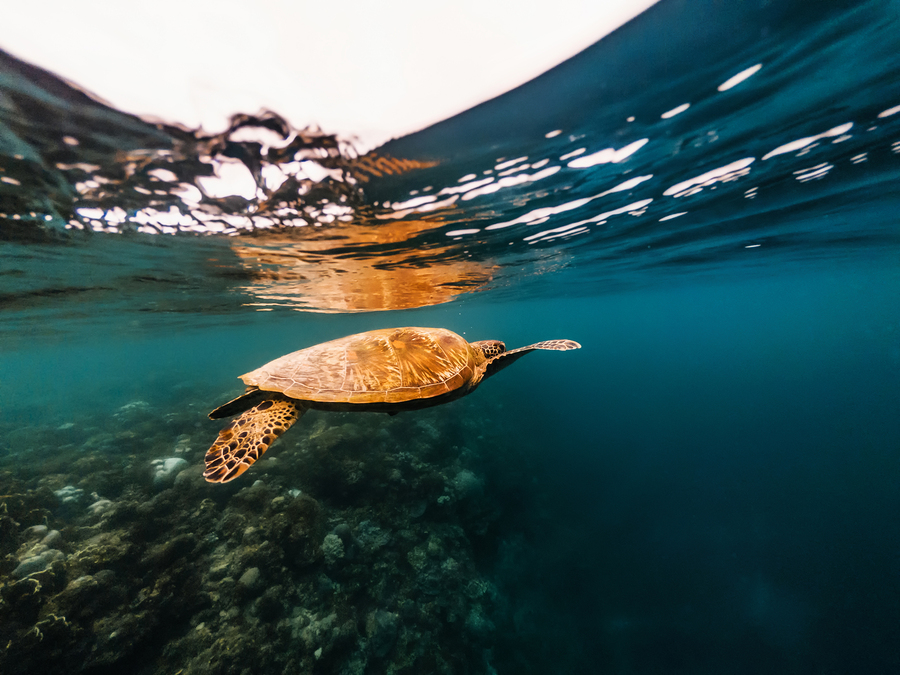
[240, 327, 476, 404]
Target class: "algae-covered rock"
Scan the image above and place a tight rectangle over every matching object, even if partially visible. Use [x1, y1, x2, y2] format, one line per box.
[13, 548, 65, 578]
[366, 609, 399, 658]
[453, 468, 484, 498]
[322, 533, 345, 566]
[87, 498, 113, 516]
[22, 524, 48, 539]
[238, 566, 263, 592]
[41, 529, 62, 548]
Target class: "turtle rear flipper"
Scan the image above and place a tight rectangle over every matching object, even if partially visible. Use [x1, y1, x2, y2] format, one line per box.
[483, 339, 581, 379]
[204, 400, 304, 483]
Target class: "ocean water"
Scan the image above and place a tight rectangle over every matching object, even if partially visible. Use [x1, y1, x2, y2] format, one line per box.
[1, 0, 899, 673]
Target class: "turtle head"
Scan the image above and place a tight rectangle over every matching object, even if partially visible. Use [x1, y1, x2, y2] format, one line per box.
[470, 340, 505, 366]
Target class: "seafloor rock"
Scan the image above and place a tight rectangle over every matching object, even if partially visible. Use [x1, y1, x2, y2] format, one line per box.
[41, 529, 62, 548]
[23, 524, 48, 539]
[366, 608, 399, 658]
[115, 400, 153, 419]
[44, 569, 123, 622]
[453, 468, 484, 497]
[67, 530, 135, 577]
[173, 434, 192, 454]
[322, 532, 345, 566]
[238, 565, 263, 592]
[54, 485, 84, 505]
[87, 498, 114, 516]
[150, 457, 189, 488]
[13, 547, 65, 578]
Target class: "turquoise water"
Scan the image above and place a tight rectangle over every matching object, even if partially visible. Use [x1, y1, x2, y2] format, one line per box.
[2, 0, 900, 673]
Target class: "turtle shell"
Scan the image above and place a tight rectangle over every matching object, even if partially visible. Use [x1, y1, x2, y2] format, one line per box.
[240, 327, 478, 405]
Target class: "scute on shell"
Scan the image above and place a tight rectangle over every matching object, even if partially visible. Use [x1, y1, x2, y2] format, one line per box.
[240, 327, 477, 405]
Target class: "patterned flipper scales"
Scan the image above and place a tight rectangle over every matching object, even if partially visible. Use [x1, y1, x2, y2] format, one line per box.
[483, 339, 581, 379]
[204, 399, 303, 483]
[512, 339, 581, 353]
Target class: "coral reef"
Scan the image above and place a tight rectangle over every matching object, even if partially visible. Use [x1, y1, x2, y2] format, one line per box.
[0, 392, 525, 675]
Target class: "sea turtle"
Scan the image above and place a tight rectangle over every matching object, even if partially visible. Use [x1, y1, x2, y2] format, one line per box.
[203, 327, 580, 483]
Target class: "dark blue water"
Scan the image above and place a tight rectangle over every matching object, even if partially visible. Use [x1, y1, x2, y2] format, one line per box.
[1, 0, 899, 673]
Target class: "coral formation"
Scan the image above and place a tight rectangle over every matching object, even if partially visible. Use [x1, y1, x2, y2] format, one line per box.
[0, 391, 529, 675]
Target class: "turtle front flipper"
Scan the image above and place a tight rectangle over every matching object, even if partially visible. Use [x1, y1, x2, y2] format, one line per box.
[204, 399, 305, 483]
[481, 338, 581, 380]
[208, 387, 271, 420]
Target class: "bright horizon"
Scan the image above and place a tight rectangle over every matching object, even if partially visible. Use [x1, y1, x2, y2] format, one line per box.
[1, 0, 658, 148]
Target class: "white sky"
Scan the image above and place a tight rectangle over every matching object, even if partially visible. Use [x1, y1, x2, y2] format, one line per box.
[1, 0, 658, 147]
